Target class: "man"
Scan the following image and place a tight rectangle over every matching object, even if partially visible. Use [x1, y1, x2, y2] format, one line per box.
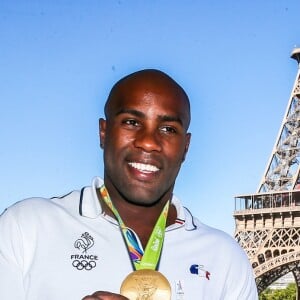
[0, 69, 258, 299]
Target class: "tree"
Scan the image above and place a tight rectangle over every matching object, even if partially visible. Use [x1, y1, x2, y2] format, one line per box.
[259, 283, 296, 300]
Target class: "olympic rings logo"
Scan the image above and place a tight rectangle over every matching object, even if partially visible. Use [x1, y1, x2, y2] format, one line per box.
[72, 260, 97, 271]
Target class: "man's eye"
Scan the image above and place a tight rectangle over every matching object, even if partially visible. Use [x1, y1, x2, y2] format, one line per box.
[123, 119, 139, 126]
[161, 126, 177, 134]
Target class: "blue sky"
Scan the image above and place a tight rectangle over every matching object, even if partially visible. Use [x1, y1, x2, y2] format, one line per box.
[0, 0, 300, 234]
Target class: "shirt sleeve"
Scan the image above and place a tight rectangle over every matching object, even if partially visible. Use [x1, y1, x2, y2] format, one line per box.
[0, 208, 26, 299]
[223, 240, 259, 300]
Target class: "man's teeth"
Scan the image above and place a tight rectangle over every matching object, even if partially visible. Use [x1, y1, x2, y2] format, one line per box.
[128, 162, 159, 172]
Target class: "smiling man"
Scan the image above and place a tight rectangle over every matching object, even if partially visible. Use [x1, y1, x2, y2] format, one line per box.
[98, 70, 191, 250]
[0, 69, 258, 299]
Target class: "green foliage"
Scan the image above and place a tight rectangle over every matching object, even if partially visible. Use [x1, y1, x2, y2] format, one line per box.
[259, 283, 296, 300]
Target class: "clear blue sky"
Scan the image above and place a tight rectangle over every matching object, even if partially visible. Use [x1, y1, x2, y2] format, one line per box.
[1, 0, 300, 234]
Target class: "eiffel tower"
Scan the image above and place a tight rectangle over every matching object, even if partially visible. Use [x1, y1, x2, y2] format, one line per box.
[234, 47, 300, 296]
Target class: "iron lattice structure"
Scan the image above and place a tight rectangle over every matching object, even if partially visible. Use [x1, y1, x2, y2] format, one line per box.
[234, 48, 300, 296]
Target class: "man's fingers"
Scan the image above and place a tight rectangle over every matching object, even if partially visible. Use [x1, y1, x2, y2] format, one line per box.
[82, 291, 129, 299]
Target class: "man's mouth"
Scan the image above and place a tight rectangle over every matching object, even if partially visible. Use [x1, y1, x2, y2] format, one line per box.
[128, 162, 160, 173]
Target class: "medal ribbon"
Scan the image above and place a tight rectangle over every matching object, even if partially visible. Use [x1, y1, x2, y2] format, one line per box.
[99, 185, 169, 270]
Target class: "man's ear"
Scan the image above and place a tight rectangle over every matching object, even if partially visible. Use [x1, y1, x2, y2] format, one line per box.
[182, 132, 191, 162]
[99, 118, 106, 149]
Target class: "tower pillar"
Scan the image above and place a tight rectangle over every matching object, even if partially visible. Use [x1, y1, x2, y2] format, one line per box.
[234, 47, 300, 297]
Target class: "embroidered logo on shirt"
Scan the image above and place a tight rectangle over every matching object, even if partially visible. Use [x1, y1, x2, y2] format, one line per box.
[190, 264, 211, 280]
[175, 280, 185, 299]
[71, 232, 98, 270]
[74, 232, 94, 253]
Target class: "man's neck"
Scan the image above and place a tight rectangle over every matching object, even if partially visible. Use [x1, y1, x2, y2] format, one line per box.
[96, 188, 177, 248]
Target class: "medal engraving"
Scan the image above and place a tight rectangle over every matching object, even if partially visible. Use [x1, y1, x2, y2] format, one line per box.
[120, 269, 171, 300]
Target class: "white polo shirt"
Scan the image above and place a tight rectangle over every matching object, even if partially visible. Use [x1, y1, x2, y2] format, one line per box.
[0, 177, 258, 299]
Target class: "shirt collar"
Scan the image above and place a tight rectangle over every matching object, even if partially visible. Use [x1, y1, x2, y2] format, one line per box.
[79, 177, 103, 218]
[79, 176, 197, 231]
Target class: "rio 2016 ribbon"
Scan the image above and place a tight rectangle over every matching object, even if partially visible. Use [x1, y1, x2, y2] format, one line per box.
[99, 185, 169, 271]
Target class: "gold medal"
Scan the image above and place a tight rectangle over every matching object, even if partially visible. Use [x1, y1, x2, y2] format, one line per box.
[120, 269, 171, 300]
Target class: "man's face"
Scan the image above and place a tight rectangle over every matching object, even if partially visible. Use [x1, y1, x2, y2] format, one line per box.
[100, 77, 191, 206]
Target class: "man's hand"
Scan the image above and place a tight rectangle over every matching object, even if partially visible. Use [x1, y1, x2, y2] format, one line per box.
[82, 291, 129, 300]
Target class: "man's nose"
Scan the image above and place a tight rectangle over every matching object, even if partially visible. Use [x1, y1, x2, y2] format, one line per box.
[133, 129, 162, 152]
